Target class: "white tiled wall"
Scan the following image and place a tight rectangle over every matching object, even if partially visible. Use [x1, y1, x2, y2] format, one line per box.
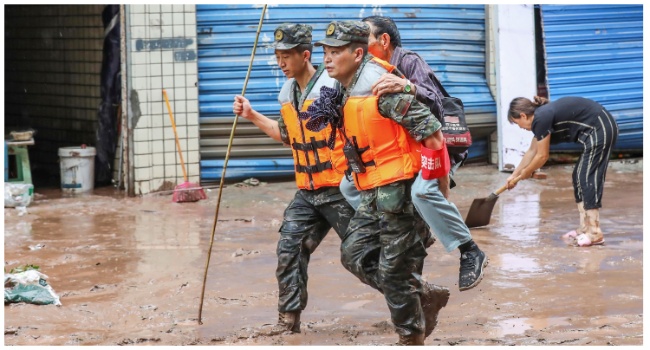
[127, 4, 199, 195]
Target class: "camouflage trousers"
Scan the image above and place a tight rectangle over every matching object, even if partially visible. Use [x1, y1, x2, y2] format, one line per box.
[340, 179, 429, 336]
[277, 187, 355, 313]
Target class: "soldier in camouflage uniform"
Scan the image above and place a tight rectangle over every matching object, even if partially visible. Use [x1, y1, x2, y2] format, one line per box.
[359, 15, 489, 292]
[232, 23, 355, 335]
[311, 21, 451, 345]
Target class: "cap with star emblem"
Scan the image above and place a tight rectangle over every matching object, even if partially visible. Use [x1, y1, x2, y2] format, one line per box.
[314, 20, 369, 47]
[272, 23, 313, 50]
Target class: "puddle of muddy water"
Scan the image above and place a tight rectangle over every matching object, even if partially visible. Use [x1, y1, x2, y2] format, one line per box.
[493, 194, 541, 244]
[4, 161, 643, 346]
[498, 253, 542, 273]
[498, 316, 571, 336]
[340, 299, 374, 310]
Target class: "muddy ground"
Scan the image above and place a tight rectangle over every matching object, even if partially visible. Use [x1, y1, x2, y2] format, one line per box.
[3, 160, 644, 346]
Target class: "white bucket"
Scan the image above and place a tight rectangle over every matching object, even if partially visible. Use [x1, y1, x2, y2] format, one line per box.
[58, 146, 96, 193]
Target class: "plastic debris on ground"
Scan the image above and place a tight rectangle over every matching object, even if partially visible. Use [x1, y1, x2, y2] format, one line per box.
[5, 269, 62, 306]
[234, 178, 264, 187]
[5, 183, 34, 208]
[28, 244, 45, 251]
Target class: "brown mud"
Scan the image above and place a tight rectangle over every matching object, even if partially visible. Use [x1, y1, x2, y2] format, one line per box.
[3, 160, 643, 346]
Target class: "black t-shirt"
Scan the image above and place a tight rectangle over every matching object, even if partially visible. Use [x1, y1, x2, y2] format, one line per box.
[531, 96, 605, 144]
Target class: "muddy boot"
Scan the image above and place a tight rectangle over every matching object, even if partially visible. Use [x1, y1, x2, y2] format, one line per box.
[263, 311, 301, 335]
[279, 311, 301, 333]
[397, 332, 425, 345]
[421, 282, 450, 338]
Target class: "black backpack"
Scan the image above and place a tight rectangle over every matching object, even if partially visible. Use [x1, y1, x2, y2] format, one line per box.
[430, 73, 471, 169]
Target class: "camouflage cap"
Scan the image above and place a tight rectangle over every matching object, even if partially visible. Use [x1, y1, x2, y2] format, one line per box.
[272, 23, 312, 50]
[315, 20, 369, 47]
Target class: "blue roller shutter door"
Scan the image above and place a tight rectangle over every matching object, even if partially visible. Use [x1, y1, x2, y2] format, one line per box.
[197, 5, 496, 180]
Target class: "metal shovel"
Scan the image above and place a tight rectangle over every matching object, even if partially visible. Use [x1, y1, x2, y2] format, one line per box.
[465, 175, 522, 228]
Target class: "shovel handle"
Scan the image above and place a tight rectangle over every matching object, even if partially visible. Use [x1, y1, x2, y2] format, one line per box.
[494, 175, 522, 196]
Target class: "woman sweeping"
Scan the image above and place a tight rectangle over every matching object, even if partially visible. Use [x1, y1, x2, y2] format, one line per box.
[505, 96, 619, 247]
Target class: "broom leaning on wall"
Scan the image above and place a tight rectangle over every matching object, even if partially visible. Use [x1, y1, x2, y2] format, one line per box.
[163, 89, 207, 203]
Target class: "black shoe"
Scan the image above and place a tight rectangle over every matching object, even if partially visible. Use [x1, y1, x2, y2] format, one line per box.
[459, 248, 488, 291]
[421, 283, 450, 338]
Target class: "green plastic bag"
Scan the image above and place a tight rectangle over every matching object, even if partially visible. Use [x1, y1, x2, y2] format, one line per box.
[4, 270, 61, 306]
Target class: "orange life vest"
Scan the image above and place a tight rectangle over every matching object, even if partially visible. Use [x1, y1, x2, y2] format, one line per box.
[339, 57, 421, 190]
[278, 68, 346, 190]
